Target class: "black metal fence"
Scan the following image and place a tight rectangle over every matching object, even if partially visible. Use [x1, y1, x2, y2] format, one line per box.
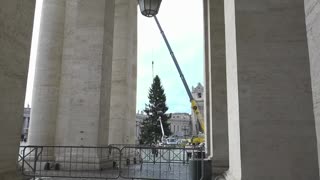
[120, 145, 204, 180]
[18, 145, 204, 180]
[19, 146, 121, 179]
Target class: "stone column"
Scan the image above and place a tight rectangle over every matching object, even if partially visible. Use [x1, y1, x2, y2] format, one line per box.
[204, 0, 229, 177]
[52, 0, 116, 170]
[305, 0, 320, 174]
[224, 0, 319, 179]
[28, 0, 66, 146]
[108, 0, 137, 144]
[98, 0, 115, 146]
[55, 0, 114, 147]
[0, 0, 35, 179]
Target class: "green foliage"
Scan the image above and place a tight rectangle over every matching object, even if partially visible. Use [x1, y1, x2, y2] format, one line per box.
[139, 75, 172, 145]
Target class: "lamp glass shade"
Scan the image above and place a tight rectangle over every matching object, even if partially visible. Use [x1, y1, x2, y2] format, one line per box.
[138, 0, 162, 17]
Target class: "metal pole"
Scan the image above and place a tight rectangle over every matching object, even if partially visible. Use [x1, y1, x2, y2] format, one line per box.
[33, 147, 38, 179]
[154, 16, 194, 101]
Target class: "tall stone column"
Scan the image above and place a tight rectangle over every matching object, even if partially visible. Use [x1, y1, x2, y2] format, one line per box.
[0, 0, 35, 179]
[224, 0, 319, 179]
[305, 0, 320, 174]
[108, 0, 137, 144]
[28, 0, 66, 146]
[55, 0, 115, 147]
[98, 0, 116, 147]
[204, 0, 229, 177]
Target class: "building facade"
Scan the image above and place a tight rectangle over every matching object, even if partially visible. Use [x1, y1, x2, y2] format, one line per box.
[135, 111, 146, 144]
[191, 83, 204, 135]
[21, 107, 31, 141]
[135, 112, 192, 142]
[168, 113, 192, 138]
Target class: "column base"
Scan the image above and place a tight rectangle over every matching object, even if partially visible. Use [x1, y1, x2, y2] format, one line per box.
[223, 170, 241, 180]
[212, 159, 228, 176]
[0, 170, 22, 180]
[190, 159, 212, 180]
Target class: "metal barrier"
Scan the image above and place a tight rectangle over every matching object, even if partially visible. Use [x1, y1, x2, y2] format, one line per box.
[19, 146, 121, 179]
[19, 145, 204, 180]
[119, 145, 204, 180]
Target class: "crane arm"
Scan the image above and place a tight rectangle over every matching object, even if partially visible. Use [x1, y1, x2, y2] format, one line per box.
[154, 16, 205, 132]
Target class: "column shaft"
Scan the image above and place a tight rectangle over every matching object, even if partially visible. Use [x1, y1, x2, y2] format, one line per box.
[305, 0, 320, 174]
[98, 0, 115, 146]
[55, 0, 113, 146]
[204, 0, 229, 176]
[225, 0, 319, 179]
[0, 0, 35, 179]
[28, 0, 66, 146]
[108, 0, 137, 144]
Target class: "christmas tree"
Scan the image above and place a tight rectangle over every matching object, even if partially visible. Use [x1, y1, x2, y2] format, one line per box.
[139, 75, 172, 145]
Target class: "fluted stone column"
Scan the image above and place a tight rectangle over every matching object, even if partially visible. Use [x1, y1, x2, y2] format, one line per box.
[224, 0, 319, 179]
[204, 0, 229, 177]
[305, 0, 320, 174]
[0, 0, 35, 179]
[28, 0, 66, 146]
[108, 0, 137, 144]
[54, 0, 115, 147]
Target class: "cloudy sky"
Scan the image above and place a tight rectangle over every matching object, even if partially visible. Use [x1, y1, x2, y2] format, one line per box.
[24, 0, 204, 114]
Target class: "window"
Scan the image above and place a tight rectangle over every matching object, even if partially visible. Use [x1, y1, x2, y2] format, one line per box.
[197, 93, 202, 98]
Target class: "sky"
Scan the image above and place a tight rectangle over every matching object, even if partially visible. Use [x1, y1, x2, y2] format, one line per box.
[24, 0, 204, 114]
[137, 0, 204, 113]
[24, 0, 43, 108]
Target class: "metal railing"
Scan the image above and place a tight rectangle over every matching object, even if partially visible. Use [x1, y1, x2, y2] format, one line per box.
[120, 145, 204, 180]
[18, 145, 204, 180]
[19, 146, 121, 179]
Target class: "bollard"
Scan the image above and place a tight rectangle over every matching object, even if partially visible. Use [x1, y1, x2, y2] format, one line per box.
[44, 162, 50, 170]
[189, 159, 212, 180]
[54, 163, 60, 170]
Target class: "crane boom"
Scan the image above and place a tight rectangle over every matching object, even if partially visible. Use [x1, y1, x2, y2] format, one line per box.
[153, 16, 205, 133]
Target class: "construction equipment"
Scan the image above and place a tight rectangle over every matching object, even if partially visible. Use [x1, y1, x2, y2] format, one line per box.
[153, 16, 205, 144]
[157, 110, 167, 144]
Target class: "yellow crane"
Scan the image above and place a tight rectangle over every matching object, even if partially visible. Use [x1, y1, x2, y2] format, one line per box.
[153, 16, 205, 145]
